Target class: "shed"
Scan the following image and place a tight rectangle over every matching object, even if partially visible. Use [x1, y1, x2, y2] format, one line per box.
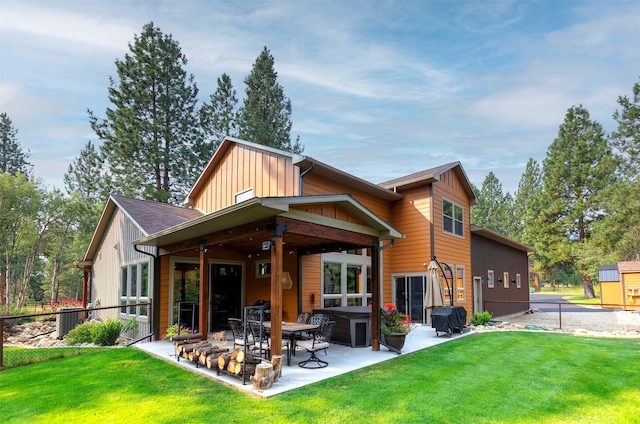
[619, 261, 640, 311]
[599, 264, 622, 307]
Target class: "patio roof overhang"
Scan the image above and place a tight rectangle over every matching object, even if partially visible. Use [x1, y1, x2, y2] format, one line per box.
[134, 194, 403, 255]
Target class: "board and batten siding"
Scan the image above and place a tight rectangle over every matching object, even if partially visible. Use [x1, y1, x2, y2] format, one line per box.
[388, 185, 431, 272]
[91, 208, 155, 308]
[192, 143, 299, 214]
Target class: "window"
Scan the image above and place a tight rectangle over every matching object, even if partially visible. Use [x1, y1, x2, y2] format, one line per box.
[516, 274, 521, 289]
[256, 260, 271, 278]
[503, 272, 509, 289]
[321, 251, 371, 307]
[234, 187, 254, 204]
[456, 265, 465, 302]
[487, 270, 494, 289]
[442, 198, 464, 237]
[120, 261, 150, 319]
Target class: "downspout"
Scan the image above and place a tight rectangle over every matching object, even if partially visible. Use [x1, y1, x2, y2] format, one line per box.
[299, 163, 314, 196]
[429, 184, 435, 256]
[134, 244, 159, 340]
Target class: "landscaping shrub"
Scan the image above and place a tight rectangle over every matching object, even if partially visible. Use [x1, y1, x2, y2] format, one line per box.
[64, 319, 123, 346]
[65, 322, 99, 345]
[90, 318, 123, 346]
[471, 310, 493, 326]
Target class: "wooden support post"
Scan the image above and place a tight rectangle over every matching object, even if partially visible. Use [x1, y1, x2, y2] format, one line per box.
[199, 243, 209, 340]
[371, 242, 380, 351]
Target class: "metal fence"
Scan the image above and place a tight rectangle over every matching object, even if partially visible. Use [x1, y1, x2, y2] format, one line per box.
[483, 300, 640, 335]
[1, 303, 152, 370]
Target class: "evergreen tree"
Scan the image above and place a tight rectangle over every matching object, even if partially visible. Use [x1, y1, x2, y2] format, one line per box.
[0, 113, 32, 175]
[611, 78, 640, 178]
[88, 22, 202, 204]
[64, 141, 110, 204]
[200, 73, 238, 150]
[238, 47, 303, 153]
[541, 105, 616, 298]
[470, 172, 514, 237]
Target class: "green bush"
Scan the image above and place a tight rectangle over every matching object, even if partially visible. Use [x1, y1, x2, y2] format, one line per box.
[90, 318, 123, 346]
[65, 322, 98, 345]
[471, 311, 493, 326]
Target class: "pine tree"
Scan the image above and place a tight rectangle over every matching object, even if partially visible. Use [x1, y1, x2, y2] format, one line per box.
[238, 47, 303, 153]
[611, 78, 640, 178]
[200, 73, 238, 150]
[88, 22, 202, 204]
[541, 105, 616, 298]
[64, 141, 109, 204]
[470, 172, 514, 237]
[0, 113, 32, 175]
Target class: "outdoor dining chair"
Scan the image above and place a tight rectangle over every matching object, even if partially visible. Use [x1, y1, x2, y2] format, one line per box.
[228, 318, 253, 350]
[297, 312, 311, 324]
[248, 320, 287, 359]
[295, 321, 335, 368]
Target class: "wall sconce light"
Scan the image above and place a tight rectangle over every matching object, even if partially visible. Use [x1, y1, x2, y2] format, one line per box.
[310, 293, 315, 305]
[498, 279, 503, 283]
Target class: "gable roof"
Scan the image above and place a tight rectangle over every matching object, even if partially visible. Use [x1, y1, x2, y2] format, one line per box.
[470, 224, 533, 253]
[185, 136, 402, 206]
[84, 195, 202, 261]
[379, 162, 478, 205]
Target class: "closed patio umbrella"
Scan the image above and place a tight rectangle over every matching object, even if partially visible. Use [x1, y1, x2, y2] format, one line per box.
[424, 260, 445, 310]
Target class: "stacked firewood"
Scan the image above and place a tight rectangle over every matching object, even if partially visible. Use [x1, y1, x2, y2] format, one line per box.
[216, 348, 263, 376]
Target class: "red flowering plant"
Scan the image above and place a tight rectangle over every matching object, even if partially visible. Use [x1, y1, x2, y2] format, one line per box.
[381, 303, 410, 334]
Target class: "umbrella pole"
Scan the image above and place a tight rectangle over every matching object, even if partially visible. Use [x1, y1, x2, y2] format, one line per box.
[432, 256, 454, 307]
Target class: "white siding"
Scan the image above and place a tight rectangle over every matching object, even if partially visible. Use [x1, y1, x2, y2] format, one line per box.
[90, 209, 155, 307]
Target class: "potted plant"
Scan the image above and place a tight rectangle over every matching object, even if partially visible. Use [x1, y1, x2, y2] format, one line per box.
[381, 303, 410, 351]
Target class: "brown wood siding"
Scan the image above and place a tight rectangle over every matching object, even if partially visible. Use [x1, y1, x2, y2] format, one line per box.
[301, 173, 392, 222]
[158, 255, 171, 337]
[193, 144, 299, 213]
[245, 253, 299, 322]
[387, 170, 473, 315]
[471, 232, 530, 317]
[432, 172, 473, 314]
[301, 255, 322, 313]
[291, 204, 367, 226]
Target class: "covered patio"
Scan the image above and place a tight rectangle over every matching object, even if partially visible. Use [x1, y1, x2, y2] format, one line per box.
[135, 325, 470, 397]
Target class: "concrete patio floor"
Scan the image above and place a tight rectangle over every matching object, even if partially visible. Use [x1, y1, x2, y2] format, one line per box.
[134, 325, 471, 398]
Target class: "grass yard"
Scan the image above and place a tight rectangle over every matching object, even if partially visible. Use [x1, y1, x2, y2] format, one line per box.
[1, 332, 638, 423]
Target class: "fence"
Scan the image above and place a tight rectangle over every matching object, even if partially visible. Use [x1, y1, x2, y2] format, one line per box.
[483, 300, 640, 335]
[1, 302, 152, 370]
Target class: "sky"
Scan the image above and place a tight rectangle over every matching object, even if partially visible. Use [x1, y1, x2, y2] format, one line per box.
[1, 0, 638, 196]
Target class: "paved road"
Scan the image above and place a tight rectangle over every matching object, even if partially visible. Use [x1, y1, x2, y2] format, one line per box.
[530, 293, 614, 313]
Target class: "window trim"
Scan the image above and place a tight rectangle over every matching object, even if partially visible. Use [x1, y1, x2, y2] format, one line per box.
[119, 260, 150, 321]
[487, 270, 495, 289]
[516, 273, 522, 289]
[442, 197, 464, 238]
[321, 251, 371, 307]
[455, 265, 466, 303]
[503, 272, 509, 289]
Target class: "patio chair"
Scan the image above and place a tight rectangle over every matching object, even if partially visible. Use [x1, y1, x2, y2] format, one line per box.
[228, 318, 253, 350]
[248, 320, 287, 359]
[297, 312, 312, 324]
[296, 321, 335, 368]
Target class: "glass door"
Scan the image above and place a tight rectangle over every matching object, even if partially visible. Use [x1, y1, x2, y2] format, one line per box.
[394, 275, 426, 324]
[173, 262, 199, 330]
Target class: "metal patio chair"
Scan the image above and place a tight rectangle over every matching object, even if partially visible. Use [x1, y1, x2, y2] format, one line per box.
[296, 321, 335, 368]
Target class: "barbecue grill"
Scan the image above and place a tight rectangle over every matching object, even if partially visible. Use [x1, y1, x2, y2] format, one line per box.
[431, 306, 467, 337]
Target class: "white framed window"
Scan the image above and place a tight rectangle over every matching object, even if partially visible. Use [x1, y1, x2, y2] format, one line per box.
[442, 198, 464, 237]
[456, 265, 465, 303]
[487, 270, 494, 289]
[503, 272, 509, 289]
[321, 251, 371, 308]
[234, 187, 254, 204]
[516, 273, 521, 289]
[120, 260, 150, 319]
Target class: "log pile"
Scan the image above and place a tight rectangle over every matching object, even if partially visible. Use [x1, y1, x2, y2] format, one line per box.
[215, 348, 262, 376]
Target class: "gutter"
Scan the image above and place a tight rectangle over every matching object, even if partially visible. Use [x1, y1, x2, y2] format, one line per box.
[299, 163, 314, 196]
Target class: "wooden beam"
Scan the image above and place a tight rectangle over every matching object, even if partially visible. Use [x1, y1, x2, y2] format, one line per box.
[270, 236, 283, 357]
[371, 242, 380, 351]
[278, 216, 378, 247]
[157, 218, 275, 256]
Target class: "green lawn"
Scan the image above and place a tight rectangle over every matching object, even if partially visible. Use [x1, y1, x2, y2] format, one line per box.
[1, 332, 638, 423]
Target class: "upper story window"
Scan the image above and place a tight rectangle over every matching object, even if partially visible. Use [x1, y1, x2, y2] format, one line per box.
[235, 187, 254, 204]
[442, 198, 464, 237]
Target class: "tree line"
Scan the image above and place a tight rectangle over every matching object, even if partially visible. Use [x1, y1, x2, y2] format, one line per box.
[471, 79, 639, 298]
[1, 22, 301, 313]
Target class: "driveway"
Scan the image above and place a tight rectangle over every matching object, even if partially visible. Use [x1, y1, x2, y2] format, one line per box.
[530, 293, 615, 313]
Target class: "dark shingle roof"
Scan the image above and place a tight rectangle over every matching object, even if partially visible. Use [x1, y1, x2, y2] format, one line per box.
[111, 195, 203, 236]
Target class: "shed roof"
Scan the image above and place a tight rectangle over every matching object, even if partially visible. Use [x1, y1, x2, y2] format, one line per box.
[470, 224, 533, 252]
[618, 261, 640, 273]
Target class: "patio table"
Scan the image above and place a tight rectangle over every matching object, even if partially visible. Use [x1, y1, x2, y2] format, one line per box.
[263, 321, 320, 366]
